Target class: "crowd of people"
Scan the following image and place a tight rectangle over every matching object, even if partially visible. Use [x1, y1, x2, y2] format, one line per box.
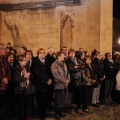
[0, 42, 120, 120]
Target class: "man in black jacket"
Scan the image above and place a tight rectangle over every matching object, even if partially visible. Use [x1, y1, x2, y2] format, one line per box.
[92, 52, 105, 105]
[46, 47, 55, 108]
[104, 52, 116, 104]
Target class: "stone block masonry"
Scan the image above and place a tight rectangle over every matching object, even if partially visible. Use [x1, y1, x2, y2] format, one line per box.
[0, 0, 112, 56]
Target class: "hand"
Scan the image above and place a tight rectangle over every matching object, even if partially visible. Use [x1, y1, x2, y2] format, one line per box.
[110, 66, 113, 69]
[47, 79, 52, 85]
[92, 80, 96, 83]
[24, 73, 30, 78]
[66, 79, 69, 84]
[75, 81, 79, 86]
[103, 75, 105, 79]
[0, 84, 6, 90]
[75, 66, 79, 69]
[100, 75, 105, 80]
[2, 78, 8, 85]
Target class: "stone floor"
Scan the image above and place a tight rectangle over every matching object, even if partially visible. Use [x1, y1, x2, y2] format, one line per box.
[11, 104, 120, 120]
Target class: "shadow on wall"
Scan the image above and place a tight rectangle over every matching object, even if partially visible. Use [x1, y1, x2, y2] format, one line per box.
[4, 16, 32, 53]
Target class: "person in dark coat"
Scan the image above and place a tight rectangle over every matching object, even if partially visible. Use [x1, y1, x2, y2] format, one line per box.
[46, 47, 55, 108]
[6, 52, 16, 119]
[25, 50, 37, 116]
[66, 49, 85, 115]
[31, 48, 52, 120]
[6, 43, 12, 51]
[14, 55, 34, 120]
[75, 51, 85, 63]
[0, 45, 11, 120]
[82, 55, 96, 113]
[92, 51, 105, 105]
[103, 52, 116, 104]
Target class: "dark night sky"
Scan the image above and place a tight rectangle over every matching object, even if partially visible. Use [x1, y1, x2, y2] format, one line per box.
[113, 0, 120, 20]
[113, 0, 120, 51]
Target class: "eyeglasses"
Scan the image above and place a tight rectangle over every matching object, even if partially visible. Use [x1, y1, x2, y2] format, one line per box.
[39, 52, 45, 54]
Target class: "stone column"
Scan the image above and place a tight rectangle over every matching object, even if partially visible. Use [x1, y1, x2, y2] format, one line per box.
[100, 0, 113, 54]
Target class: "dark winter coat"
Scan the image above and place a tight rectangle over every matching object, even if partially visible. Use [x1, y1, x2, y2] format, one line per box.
[0, 56, 11, 89]
[82, 64, 97, 87]
[103, 58, 116, 80]
[66, 58, 83, 91]
[92, 58, 105, 84]
[31, 57, 50, 92]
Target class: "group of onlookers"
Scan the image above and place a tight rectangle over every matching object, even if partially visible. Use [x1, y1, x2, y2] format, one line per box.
[0, 43, 120, 120]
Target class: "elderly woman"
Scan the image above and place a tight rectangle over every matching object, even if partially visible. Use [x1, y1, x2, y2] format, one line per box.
[14, 55, 33, 120]
[51, 51, 70, 119]
[31, 48, 52, 120]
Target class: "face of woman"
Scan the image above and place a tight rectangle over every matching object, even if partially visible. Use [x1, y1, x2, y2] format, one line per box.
[85, 58, 91, 65]
[97, 53, 102, 60]
[107, 54, 112, 60]
[38, 50, 45, 59]
[58, 53, 65, 62]
[8, 54, 14, 63]
[69, 52, 75, 59]
[19, 58, 27, 67]
[26, 52, 32, 60]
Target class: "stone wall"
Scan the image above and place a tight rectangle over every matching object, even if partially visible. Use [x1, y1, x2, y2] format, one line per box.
[0, 0, 112, 55]
[100, 0, 113, 54]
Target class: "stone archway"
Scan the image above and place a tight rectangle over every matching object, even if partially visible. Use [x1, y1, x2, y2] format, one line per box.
[60, 14, 73, 49]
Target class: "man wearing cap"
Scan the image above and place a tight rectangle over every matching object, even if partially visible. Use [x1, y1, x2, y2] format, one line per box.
[0, 44, 11, 120]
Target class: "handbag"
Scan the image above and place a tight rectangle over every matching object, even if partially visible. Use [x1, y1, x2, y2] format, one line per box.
[61, 87, 72, 108]
[24, 84, 37, 96]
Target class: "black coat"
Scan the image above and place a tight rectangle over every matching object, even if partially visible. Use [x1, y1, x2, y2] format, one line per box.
[103, 58, 116, 80]
[45, 53, 55, 79]
[7, 63, 16, 97]
[82, 64, 98, 87]
[31, 58, 50, 92]
[14, 61, 34, 95]
[66, 58, 83, 91]
[92, 58, 105, 84]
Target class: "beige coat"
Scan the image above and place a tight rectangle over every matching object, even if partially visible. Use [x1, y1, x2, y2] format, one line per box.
[51, 60, 70, 90]
[116, 71, 120, 91]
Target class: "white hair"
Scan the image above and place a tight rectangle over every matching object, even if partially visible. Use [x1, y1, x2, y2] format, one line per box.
[114, 51, 120, 55]
[47, 47, 53, 53]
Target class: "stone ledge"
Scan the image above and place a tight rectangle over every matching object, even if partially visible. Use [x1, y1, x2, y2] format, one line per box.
[0, 0, 81, 11]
